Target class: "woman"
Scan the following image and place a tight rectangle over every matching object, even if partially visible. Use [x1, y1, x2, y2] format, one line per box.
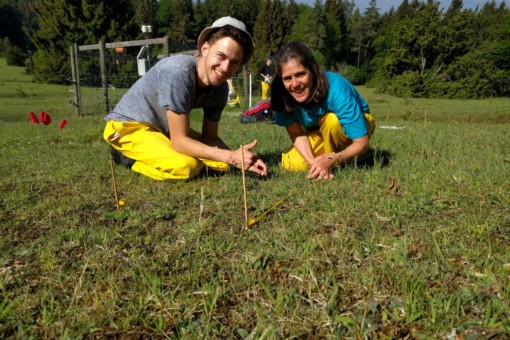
[271, 42, 375, 180]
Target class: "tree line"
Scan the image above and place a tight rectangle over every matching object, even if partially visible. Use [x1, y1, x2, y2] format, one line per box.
[0, 0, 509, 98]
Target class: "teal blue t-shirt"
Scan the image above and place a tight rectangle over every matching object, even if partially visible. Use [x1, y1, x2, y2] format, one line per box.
[274, 72, 370, 139]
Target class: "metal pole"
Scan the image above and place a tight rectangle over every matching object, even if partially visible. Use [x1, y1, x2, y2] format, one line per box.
[69, 44, 80, 116]
[73, 43, 82, 116]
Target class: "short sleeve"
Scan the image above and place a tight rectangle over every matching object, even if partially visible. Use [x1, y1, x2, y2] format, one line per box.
[326, 73, 369, 139]
[158, 64, 194, 114]
[274, 111, 297, 127]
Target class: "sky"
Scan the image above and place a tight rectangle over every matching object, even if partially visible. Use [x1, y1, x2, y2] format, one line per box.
[296, 0, 507, 13]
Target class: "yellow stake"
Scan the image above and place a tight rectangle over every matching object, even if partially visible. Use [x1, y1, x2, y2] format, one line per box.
[246, 192, 294, 228]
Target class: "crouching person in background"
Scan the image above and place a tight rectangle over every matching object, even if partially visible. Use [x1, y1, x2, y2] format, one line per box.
[271, 42, 375, 180]
[103, 17, 267, 180]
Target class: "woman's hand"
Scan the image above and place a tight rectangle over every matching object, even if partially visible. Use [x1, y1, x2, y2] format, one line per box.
[307, 153, 337, 180]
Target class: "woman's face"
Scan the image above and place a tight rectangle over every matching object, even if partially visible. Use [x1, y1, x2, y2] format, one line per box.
[280, 58, 314, 104]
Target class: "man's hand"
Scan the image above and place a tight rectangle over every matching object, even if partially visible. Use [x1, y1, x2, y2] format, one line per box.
[229, 140, 268, 176]
[307, 153, 337, 180]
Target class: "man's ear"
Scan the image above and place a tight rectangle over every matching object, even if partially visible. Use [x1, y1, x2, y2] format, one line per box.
[201, 41, 209, 57]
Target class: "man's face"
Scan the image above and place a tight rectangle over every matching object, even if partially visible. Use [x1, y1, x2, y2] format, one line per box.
[198, 37, 244, 87]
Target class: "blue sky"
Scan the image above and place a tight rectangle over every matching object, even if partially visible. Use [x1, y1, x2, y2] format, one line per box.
[296, 0, 506, 13]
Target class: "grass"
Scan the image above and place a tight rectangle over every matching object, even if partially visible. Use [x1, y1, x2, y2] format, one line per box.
[1, 57, 509, 338]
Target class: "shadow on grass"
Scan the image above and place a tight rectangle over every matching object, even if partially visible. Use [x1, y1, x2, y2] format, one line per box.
[115, 148, 392, 182]
[260, 148, 393, 170]
[349, 148, 392, 169]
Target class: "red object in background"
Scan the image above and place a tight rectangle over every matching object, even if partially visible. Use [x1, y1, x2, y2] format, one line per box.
[59, 119, 68, 129]
[29, 111, 39, 124]
[39, 111, 52, 125]
[115, 47, 126, 65]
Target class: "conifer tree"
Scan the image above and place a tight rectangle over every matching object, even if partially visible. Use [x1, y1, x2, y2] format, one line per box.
[348, 8, 363, 67]
[168, 0, 194, 45]
[26, 0, 137, 83]
[192, 0, 206, 37]
[200, 0, 220, 27]
[284, 5, 311, 44]
[218, 0, 235, 17]
[157, 0, 174, 35]
[284, 0, 299, 30]
[444, 0, 463, 19]
[360, 0, 380, 67]
[133, 0, 159, 29]
[0, 0, 26, 50]
[324, 0, 348, 68]
[395, 0, 413, 19]
[253, 0, 285, 63]
[304, 0, 327, 64]
[235, 0, 259, 34]
[437, 3, 473, 67]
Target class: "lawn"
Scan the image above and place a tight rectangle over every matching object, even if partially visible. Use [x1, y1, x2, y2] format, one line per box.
[1, 57, 509, 338]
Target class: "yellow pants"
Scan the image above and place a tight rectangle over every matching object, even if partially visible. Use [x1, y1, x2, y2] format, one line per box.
[281, 112, 376, 171]
[261, 82, 271, 100]
[228, 94, 240, 107]
[103, 120, 230, 181]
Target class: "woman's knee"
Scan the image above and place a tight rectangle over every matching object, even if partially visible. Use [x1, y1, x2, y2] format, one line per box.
[364, 113, 376, 137]
[319, 113, 341, 129]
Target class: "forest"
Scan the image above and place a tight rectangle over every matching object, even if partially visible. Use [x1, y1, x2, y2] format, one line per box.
[0, 0, 509, 98]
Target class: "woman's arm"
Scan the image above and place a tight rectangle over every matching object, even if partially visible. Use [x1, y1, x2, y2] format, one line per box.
[286, 122, 315, 165]
[331, 135, 369, 165]
[307, 134, 369, 180]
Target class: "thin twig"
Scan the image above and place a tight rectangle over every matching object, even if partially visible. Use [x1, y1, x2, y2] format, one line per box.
[109, 154, 120, 209]
[240, 145, 249, 229]
[199, 186, 204, 223]
[66, 258, 89, 314]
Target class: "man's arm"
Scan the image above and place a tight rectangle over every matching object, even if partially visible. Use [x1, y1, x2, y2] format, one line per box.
[167, 109, 230, 161]
[167, 109, 268, 176]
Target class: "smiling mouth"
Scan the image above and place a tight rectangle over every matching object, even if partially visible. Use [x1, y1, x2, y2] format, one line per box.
[292, 88, 306, 97]
[214, 69, 228, 81]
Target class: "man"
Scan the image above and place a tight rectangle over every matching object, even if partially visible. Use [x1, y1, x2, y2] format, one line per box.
[103, 17, 268, 180]
[258, 56, 275, 100]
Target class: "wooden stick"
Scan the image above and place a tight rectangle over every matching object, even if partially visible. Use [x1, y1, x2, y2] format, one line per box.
[109, 155, 120, 210]
[240, 145, 249, 229]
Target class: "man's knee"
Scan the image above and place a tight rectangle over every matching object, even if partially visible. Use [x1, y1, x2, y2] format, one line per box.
[165, 156, 203, 178]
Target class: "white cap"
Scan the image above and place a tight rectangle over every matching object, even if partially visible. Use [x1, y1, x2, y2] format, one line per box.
[197, 16, 254, 65]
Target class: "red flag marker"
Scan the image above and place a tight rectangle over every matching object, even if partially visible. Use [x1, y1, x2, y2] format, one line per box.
[40, 111, 52, 125]
[59, 119, 68, 129]
[29, 112, 39, 124]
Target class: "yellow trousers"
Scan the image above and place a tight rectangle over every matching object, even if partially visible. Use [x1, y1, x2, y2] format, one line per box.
[281, 112, 376, 171]
[261, 82, 271, 100]
[103, 120, 230, 181]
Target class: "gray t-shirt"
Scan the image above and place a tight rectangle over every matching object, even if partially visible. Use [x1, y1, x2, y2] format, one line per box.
[105, 54, 228, 136]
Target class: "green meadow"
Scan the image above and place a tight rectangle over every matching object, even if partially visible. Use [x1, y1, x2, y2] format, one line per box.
[1, 58, 509, 338]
